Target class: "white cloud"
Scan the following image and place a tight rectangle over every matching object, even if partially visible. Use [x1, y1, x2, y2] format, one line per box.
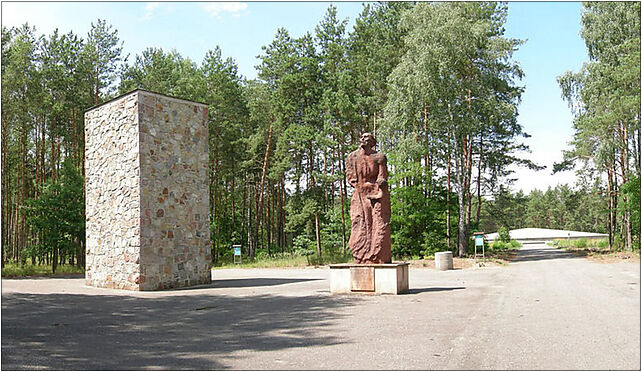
[200, 2, 248, 18]
[141, 2, 161, 21]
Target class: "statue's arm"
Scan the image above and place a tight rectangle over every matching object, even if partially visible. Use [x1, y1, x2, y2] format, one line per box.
[346, 152, 358, 188]
[376, 154, 388, 188]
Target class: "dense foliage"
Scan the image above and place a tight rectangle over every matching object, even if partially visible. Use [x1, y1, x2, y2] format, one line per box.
[478, 183, 609, 235]
[2, 2, 638, 269]
[557, 2, 640, 250]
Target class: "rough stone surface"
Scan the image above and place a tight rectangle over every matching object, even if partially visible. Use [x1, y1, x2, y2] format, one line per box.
[85, 90, 210, 290]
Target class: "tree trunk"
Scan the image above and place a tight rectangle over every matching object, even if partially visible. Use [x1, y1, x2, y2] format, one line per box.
[457, 135, 472, 257]
[633, 127, 642, 174]
[323, 150, 328, 212]
[446, 104, 454, 251]
[341, 141, 349, 242]
[242, 175, 248, 254]
[35, 120, 39, 198]
[475, 135, 483, 226]
[373, 110, 377, 139]
[52, 247, 58, 274]
[94, 66, 100, 105]
[20, 88, 27, 264]
[231, 171, 235, 234]
[247, 182, 253, 255]
[1, 99, 7, 266]
[612, 165, 619, 249]
[254, 123, 273, 259]
[308, 143, 322, 261]
[209, 159, 216, 261]
[51, 130, 56, 181]
[423, 103, 430, 198]
[12, 202, 18, 261]
[619, 121, 632, 251]
[457, 184, 468, 257]
[315, 212, 322, 261]
[465, 136, 473, 252]
[446, 146, 451, 251]
[266, 187, 272, 255]
[337, 146, 347, 255]
[215, 159, 221, 258]
[281, 175, 287, 251]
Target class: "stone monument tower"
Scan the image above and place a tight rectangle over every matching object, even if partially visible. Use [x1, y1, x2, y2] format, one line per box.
[84, 89, 211, 290]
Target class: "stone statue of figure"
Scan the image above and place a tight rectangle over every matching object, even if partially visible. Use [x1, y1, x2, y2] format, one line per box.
[346, 132, 392, 264]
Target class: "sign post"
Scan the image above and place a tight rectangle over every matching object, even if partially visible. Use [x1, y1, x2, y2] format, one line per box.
[473, 232, 485, 258]
[233, 244, 242, 264]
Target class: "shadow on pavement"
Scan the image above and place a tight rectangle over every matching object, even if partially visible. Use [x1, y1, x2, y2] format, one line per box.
[407, 287, 466, 295]
[3, 274, 85, 280]
[1, 290, 359, 370]
[176, 277, 322, 290]
[510, 246, 583, 263]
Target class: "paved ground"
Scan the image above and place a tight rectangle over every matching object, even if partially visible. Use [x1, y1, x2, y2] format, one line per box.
[2, 244, 639, 370]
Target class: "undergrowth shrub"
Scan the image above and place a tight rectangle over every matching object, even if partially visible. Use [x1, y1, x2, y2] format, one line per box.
[497, 226, 511, 243]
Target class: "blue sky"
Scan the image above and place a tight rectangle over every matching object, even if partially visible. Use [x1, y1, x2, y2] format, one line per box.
[2, 1, 587, 193]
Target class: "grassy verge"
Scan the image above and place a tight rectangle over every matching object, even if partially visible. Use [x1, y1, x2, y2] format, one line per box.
[479, 240, 521, 261]
[2, 262, 85, 278]
[548, 238, 639, 260]
[213, 252, 353, 269]
[548, 238, 609, 250]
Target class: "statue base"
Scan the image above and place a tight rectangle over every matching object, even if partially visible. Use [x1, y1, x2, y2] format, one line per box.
[329, 262, 409, 295]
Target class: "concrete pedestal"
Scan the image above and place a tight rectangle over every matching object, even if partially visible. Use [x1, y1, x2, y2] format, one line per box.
[435, 251, 453, 271]
[329, 262, 409, 294]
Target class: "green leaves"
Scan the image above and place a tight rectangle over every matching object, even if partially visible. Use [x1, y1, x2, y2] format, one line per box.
[557, 2, 640, 250]
[24, 159, 84, 271]
[384, 2, 527, 256]
[83, 19, 124, 103]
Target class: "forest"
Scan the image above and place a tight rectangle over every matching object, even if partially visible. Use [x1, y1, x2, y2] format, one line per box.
[1, 2, 639, 271]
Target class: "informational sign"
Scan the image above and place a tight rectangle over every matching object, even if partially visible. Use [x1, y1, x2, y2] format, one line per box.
[233, 244, 242, 264]
[473, 232, 485, 258]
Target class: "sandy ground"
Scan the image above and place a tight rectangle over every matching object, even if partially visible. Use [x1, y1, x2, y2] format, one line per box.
[1, 243, 639, 370]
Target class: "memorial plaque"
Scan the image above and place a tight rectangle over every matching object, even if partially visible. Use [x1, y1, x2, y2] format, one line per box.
[350, 266, 375, 292]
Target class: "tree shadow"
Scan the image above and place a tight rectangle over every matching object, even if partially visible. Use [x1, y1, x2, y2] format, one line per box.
[174, 277, 322, 290]
[406, 286, 466, 295]
[509, 246, 583, 262]
[1, 290, 360, 370]
[2, 273, 85, 280]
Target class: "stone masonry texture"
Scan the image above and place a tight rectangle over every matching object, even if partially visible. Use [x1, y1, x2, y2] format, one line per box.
[85, 90, 210, 290]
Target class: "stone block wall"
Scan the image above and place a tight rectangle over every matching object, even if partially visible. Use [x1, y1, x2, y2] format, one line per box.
[85, 90, 211, 290]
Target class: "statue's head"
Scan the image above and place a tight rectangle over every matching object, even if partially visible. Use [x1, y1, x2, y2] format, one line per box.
[360, 132, 376, 149]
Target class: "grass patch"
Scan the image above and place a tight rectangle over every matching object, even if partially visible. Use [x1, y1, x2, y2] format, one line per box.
[548, 238, 639, 260]
[213, 252, 353, 269]
[2, 262, 84, 278]
[489, 239, 521, 251]
[549, 238, 608, 250]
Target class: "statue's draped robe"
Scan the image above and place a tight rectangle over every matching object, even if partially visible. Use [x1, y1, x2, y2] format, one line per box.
[346, 148, 392, 264]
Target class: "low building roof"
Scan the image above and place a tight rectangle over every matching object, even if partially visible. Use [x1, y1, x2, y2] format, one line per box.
[485, 227, 607, 241]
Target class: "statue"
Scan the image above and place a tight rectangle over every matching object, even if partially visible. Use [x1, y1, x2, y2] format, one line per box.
[346, 132, 392, 264]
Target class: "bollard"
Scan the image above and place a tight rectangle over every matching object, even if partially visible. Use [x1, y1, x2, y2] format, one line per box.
[435, 251, 453, 271]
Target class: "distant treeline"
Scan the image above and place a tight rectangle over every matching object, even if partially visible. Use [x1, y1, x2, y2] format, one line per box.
[479, 184, 611, 236]
[2, 2, 639, 271]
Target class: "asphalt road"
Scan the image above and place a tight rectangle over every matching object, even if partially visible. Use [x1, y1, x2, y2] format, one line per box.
[2, 243, 639, 370]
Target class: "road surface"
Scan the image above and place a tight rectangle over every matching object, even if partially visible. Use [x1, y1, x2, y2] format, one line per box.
[2, 243, 639, 369]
